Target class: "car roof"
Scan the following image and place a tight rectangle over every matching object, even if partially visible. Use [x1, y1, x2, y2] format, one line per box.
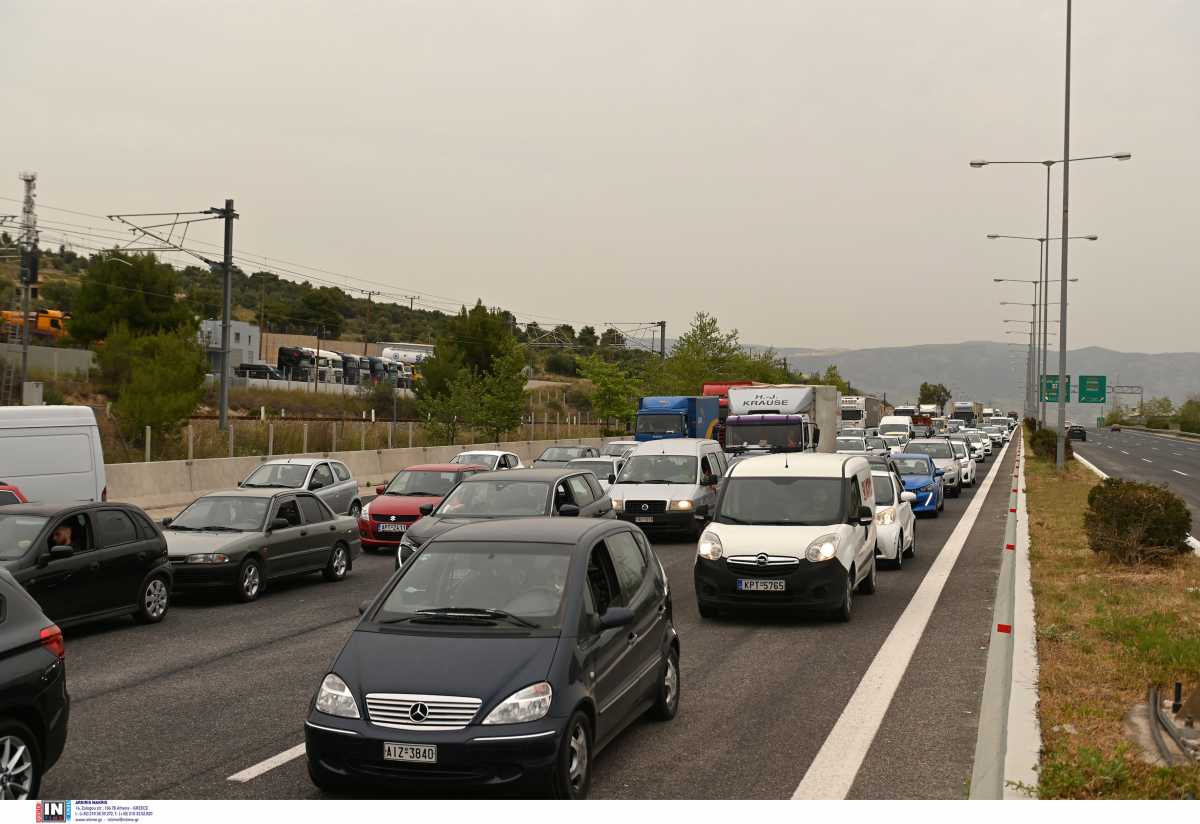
[0, 501, 126, 516]
[568, 456, 619, 463]
[626, 438, 721, 457]
[0, 405, 98, 429]
[256, 458, 323, 467]
[728, 452, 865, 478]
[460, 467, 582, 482]
[200, 487, 298, 499]
[404, 463, 487, 472]
[893, 452, 935, 464]
[433, 517, 627, 545]
[454, 450, 513, 457]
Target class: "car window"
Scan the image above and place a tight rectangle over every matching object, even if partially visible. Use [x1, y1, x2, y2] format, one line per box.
[585, 541, 621, 614]
[95, 509, 138, 547]
[0, 491, 18, 505]
[605, 531, 647, 599]
[297, 495, 330, 524]
[700, 455, 713, 478]
[0, 514, 50, 560]
[49, 512, 93, 553]
[848, 477, 863, 517]
[872, 474, 895, 505]
[554, 481, 577, 510]
[566, 476, 595, 506]
[584, 473, 605, 500]
[312, 463, 334, 489]
[275, 499, 303, 527]
[133, 511, 158, 539]
[332, 463, 351, 482]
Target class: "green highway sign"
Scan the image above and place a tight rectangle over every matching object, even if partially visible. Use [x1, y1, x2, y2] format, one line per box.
[1077, 375, 1107, 404]
[1041, 374, 1071, 402]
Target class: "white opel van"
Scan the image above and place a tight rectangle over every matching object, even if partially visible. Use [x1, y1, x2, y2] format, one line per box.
[0, 406, 107, 504]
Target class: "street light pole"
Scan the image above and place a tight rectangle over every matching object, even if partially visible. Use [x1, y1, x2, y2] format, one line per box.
[1056, 0, 1073, 470]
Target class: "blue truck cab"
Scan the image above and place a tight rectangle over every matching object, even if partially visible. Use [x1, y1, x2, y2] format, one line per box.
[634, 396, 720, 442]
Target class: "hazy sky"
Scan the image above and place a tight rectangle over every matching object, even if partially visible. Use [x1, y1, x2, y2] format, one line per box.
[3, 1, 1197, 353]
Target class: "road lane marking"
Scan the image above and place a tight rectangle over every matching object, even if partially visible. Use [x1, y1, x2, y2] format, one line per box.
[1143, 458, 1153, 463]
[1121, 450, 1130, 455]
[227, 743, 306, 783]
[792, 439, 1012, 800]
[1173, 470, 1188, 476]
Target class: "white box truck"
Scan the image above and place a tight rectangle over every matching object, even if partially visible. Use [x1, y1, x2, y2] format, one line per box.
[725, 384, 840, 454]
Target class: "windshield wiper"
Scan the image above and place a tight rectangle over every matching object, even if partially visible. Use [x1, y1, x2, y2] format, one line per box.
[400, 491, 439, 497]
[167, 524, 196, 531]
[243, 482, 291, 488]
[418, 607, 539, 628]
[200, 525, 241, 532]
[631, 479, 676, 484]
[718, 515, 748, 524]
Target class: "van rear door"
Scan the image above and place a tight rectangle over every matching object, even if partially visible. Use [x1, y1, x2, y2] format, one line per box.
[0, 428, 101, 503]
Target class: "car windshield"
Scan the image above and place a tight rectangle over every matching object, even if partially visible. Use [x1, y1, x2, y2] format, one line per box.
[171, 496, 269, 531]
[883, 436, 902, 446]
[616, 455, 697, 485]
[436, 480, 550, 517]
[865, 437, 888, 450]
[872, 475, 895, 505]
[717, 477, 843, 526]
[601, 443, 633, 457]
[385, 470, 463, 497]
[894, 458, 933, 476]
[839, 428, 865, 437]
[0, 514, 49, 559]
[965, 433, 984, 443]
[452, 453, 499, 469]
[836, 437, 867, 451]
[241, 463, 309, 488]
[909, 442, 954, 459]
[984, 427, 1001, 434]
[879, 424, 908, 435]
[375, 541, 572, 629]
[951, 443, 969, 459]
[538, 447, 584, 462]
[572, 460, 616, 477]
[636, 414, 685, 436]
[725, 423, 806, 450]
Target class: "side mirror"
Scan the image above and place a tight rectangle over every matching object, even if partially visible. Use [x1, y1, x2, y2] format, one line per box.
[558, 504, 580, 517]
[934, 468, 945, 477]
[237, 480, 244, 487]
[597, 606, 635, 630]
[702, 474, 718, 486]
[48, 545, 74, 561]
[270, 517, 290, 531]
[607, 474, 616, 485]
[900, 491, 917, 503]
[358, 599, 372, 616]
[309, 480, 324, 491]
[418, 503, 435, 516]
[160, 517, 173, 527]
[857, 505, 874, 526]
[375, 485, 387, 496]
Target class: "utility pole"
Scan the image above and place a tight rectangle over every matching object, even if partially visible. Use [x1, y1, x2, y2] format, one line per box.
[362, 290, 381, 355]
[405, 295, 417, 311]
[211, 199, 237, 431]
[658, 320, 666, 359]
[17, 173, 37, 402]
[1055, 0, 1072, 470]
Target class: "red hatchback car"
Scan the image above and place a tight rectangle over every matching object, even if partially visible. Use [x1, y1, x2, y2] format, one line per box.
[357, 464, 487, 552]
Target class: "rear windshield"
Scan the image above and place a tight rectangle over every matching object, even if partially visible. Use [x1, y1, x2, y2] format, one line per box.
[894, 458, 933, 476]
[716, 477, 843, 526]
[836, 437, 867, 451]
[908, 442, 953, 459]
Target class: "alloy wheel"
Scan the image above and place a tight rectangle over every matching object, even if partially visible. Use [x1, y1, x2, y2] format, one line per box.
[567, 720, 589, 794]
[144, 578, 169, 618]
[243, 564, 260, 598]
[0, 735, 34, 800]
[663, 655, 679, 710]
[332, 546, 348, 577]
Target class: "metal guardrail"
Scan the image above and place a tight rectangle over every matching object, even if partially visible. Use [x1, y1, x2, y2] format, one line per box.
[969, 435, 1023, 799]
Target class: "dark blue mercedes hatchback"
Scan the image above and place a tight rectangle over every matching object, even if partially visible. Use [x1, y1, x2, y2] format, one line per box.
[304, 518, 679, 798]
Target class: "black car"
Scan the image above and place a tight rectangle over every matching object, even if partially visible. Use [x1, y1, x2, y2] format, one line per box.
[0, 503, 173, 628]
[306, 518, 679, 798]
[0, 568, 69, 799]
[396, 468, 615, 567]
[1067, 425, 1087, 441]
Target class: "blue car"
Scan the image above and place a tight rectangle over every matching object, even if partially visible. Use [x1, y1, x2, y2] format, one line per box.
[893, 452, 944, 517]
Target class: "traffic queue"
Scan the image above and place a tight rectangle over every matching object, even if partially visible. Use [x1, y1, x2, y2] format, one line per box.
[0, 390, 1015, 799]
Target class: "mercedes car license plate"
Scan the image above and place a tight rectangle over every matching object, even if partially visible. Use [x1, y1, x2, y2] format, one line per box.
[635, 516, 654, 524]
[383, 742, 437, 763]
[737, 579, 785, 592]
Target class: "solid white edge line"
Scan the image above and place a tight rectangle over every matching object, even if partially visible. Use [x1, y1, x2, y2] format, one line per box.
[792, 438, 1012, 800]
[1004, 439, 1040, 798]
[227, 742, 307, 783]
[1075, 453, 1200, 558]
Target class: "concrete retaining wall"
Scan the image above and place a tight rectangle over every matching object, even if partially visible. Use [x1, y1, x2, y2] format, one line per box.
[107, 436, 611, 510]
[0, 342, 95, 376]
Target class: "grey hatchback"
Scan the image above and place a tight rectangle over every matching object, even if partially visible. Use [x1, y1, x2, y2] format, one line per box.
[240, 458, 363, 517]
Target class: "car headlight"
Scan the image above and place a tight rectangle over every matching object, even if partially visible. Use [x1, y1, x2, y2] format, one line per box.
[358, 503, 371, 521]
[315, 673, 360, 719]
[482, 682, 552, 725]
[669, 499, 694, 511]
[186, 553, 230, 564]
[805, 533, 839, 563]
[876, 507, 896, 526]
[610, 498, 624, 512]
[697, 531, 723, 560]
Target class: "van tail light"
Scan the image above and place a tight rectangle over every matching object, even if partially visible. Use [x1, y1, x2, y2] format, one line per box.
[101, 486, 108, 502]
[40, 625, 65, 658]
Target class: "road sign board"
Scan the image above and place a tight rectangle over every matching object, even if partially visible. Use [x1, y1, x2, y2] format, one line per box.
[1077, 375, 1107, 403]
[1041, 374, 1071, 402]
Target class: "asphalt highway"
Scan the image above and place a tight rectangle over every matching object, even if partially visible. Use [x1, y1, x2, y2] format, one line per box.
[42, 442, 1016, 800]
[1073, 428, 1200, 526]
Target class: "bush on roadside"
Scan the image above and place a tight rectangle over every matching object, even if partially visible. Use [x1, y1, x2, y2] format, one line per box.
[1145, 416, 1172, 430]
[1030, 427, 1072, 461]
[1023, 416, 1038, 432]
[1083, 477, 1192, 564]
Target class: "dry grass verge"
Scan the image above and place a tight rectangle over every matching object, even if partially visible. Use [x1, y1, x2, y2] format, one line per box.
[1026, 433, 1200, 798]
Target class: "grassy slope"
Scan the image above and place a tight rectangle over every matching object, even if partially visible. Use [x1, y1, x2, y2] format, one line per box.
[1025, 436, 1200, 797]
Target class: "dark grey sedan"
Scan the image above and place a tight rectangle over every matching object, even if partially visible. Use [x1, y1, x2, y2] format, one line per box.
[163, 488, 361, 602]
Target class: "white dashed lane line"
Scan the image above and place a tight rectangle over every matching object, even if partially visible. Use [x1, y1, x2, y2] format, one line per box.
[1173, 470, 1189, 477]
[1143, 458, 1153, 463]
[1121, 450, 1130, 455]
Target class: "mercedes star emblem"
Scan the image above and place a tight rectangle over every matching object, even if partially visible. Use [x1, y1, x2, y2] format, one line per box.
[409, 702, 430, 723]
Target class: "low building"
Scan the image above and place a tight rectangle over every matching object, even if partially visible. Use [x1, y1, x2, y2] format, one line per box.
[199, 319, 260, 375]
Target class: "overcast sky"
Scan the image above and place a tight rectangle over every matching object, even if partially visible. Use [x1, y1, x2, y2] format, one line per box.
[2, 0, 1197, 353]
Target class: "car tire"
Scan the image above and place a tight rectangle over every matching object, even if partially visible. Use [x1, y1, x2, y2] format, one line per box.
[134, 574, 170, 624]
[547, 711, 592, 799]
[648, 646, 680, 722]
[949, 484, 961, 498]
[904, 524, 917, 559]
[857, 556, 877, 594]
[0, 719, 42, 800]
[348, 501, 362, 518]
[235, 557, 263, 603]
[832, 570, 853, 622]
[323, 542, 350, 582]
[697, 601, 719, 620]
[889, 543, 902, 570]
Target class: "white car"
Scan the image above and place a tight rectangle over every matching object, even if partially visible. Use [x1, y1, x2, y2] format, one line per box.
[837, 427, 867, 438]
[905, 439, 962, 498]
[964, 429, 992, 457]
[567, 456, 625, 491]
[835, 435, 870, 455]
[950, 439, 976, 487]
[694, 453, 878, 622]
[449, 450, 523, 471]
[982, 426, 1005, 446]
[872, 470, 917, 569]
[881, 435, 906, 454]
[600, 440, 639, 459]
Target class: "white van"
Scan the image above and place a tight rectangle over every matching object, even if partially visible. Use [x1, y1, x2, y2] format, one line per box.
[878, 415, 914, 438]
[611, 438, 727, 538]
[0, 406, 107, 504]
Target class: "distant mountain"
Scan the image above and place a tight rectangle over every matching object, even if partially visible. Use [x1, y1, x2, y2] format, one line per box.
[774, 340, 1200, 417]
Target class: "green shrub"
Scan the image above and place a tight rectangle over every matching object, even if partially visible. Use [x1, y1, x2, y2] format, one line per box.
[1023, 416, 1038, 432]
[1030, 427, 1072, 461]
[544, 351, 577, 376]
[1145, 416, 1172, 430]
[1083, 477, 1192, 564]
